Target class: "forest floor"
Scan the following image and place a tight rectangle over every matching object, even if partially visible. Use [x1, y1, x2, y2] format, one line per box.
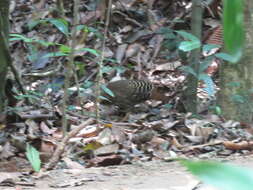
[1, 155, 252, 190]
[3, 1, 252, 190]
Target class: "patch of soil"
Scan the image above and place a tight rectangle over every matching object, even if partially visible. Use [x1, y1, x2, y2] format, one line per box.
[2, 155, 253, 190]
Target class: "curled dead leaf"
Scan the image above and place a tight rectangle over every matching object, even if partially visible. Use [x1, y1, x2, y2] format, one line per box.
[223, 141, 253, 150]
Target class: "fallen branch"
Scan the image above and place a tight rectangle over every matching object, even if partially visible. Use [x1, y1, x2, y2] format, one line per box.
[44, 118, 95, 170]
[183, 140, 223, 151]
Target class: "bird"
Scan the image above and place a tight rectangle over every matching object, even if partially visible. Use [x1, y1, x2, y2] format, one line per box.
[100, 80, 155, 111]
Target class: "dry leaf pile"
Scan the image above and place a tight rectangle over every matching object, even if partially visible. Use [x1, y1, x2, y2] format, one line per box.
[1, 0, 252, 174]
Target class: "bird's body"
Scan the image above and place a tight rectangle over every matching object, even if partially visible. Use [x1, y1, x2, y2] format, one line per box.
[101, 80, 154, 110]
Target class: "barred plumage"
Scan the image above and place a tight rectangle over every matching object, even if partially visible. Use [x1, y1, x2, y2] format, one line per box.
[101, 80, 154, 110]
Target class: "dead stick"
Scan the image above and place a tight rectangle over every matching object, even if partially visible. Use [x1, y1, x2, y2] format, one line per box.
[44, 118, 94, 170]
[183, 141, 223, 151]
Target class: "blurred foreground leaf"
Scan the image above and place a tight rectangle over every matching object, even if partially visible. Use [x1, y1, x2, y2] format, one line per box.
[223, 0, 244, 63]
[26, 144, 41, 172]
[181, 160, 253, 190]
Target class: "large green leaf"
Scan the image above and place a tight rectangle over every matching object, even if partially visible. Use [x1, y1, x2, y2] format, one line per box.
[223, 0, 244, 63]
[181, 160, 253, 190]
[215, 52, 238, 63]
[176, 31, 201, 52]
[198, 73, 215, 96]
[47, 18, 69, 36]
[10, 34, 54, 47]
[26, 144, 41, 172]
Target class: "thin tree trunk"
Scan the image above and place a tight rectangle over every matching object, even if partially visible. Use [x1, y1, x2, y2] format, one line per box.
[0, 0, 10, 114]
[219, 0, 253, 122]
[182, 0, 203, 113]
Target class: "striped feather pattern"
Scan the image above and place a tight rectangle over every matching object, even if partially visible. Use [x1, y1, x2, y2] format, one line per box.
[101, 80, 154, 110]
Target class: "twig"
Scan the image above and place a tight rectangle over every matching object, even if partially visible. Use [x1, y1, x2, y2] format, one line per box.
[23, 63, 61, 77]
[56, 0, 65, 17]
[44, 118, 94, 170]
[18, 113, 54, 120]
[183, 140, 223, 151]
[67, 110, 142, 127]
[62, 0, 79, 135]
[0, 29, 27, 101]
[95, 0, 113, 123]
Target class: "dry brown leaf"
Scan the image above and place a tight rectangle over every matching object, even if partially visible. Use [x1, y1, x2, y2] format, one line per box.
[223, 141, 253, 150]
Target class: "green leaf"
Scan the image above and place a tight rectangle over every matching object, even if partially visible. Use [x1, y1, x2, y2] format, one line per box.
[15, 90, 44, 101]
[248, 88, 253, 93]
[198, 73, 215, 96]
[98, 95, 110, 101]
[27, 19, 42, 30]
[26, 144, 41, 172]
[101, 84, 115, 97]
[82, 81, 93, 89]
[42, 52, 68, 58]
[226, 81, 241, 88]
[67, 105, 78, 111]
[176, 31, 199, 41]
[176, 31, 201, 52]
[76, 24, 85, 31]
[59, 45, 71, 53]
[36, 39, 54, 47]
[162, 104, 173, 109]
[203, 44, 221, 52]
[181, 160, 253, 190]
[27, 44, 39, 63]
[9, 34, 55, 47]
[86, 27, 103, 39]
[179, 66, 198, 77]
[75, 24, 89, 32]
[157, 27, 176, 39]
[215, 106, 222, 115]
[215, 52, 238, 63]
[178, 41, 201, 52]
[15, 94, 31, 100]
[15, 94, 40, 101]
[199, 59, 212, 73]
[10, 34, 34, 43]
[101, 66, 114, 74]
[47, 18, 69, 36]
[223, 0, 244, 63]
[231, 94, 245, 104]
